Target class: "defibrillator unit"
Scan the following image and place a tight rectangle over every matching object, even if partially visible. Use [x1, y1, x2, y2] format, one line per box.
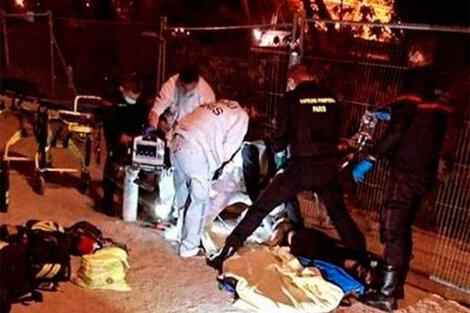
[131, 135, 165, 168]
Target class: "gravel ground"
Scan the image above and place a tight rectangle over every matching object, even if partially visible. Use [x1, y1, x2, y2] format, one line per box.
[1, 111, 468, 313]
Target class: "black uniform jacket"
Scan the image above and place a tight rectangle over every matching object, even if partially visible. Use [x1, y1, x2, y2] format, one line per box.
[270, 81, 341, 160]
[103, 92, 148, 159]
[373, 93, 451, 179]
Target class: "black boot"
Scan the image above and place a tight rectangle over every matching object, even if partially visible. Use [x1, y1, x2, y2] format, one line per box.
[363, 264, 400, 312]
[102, 187, 116, 216]
[206, 245, 238, 272]
[394, 265, 408, 299]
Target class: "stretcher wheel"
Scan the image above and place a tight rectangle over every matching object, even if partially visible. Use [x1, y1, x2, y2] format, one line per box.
[33, 172, 46, 195]
[0, 160, 10, 212]
[79, 172, 90, 194]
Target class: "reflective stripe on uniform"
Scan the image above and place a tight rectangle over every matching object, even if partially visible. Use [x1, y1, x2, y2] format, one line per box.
[31, 221, 64, 233]
[35, 263, 62, 279]
[0, 241, 8, 250]
[395, 94, 422, 103]
[418, 102, 453, 113]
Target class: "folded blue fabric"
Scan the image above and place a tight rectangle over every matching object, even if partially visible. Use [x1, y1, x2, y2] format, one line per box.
[218, 276, 238, 294]
[298, 257, 365, 295]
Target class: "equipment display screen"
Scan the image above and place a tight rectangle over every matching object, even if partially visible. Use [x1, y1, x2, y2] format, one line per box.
[136, 144, 157, 157]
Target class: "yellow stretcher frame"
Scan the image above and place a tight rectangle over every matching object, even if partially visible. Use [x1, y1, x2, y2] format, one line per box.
[1, 93, 106, 196]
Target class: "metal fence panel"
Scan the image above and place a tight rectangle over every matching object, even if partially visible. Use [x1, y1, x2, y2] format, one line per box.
[431, 107, 470, 292]
[1, 13, 158, 99]
[302, 19, 470, 293]
[53, 18, 157, 96]
[1, 13, 54, 96]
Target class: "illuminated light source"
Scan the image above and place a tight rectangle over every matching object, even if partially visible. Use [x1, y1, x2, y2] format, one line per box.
[253, 28, 262, 41]
[15, 0, 25, 7]
[252, 29, 291, 47]
[85, 2, 90, 7]
[170, 28, 191, 37]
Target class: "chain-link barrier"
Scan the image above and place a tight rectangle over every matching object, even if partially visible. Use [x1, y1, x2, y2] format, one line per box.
[1, 12, 158, 99]
[1, 12, 56, 96]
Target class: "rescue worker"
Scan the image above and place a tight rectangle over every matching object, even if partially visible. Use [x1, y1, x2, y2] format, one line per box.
[209, 140, 272, 219]
[147, 64, 215, 141]
[241, 141, 276, 203]
[352, 46, 452, 311]
[102, 73, 148, 216]
[207, 64, 367, 270]
[171, 99, 249, 258]
[201, 140, 279, 255]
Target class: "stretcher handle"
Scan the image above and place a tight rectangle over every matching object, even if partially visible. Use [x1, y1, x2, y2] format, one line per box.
[73, 95, 103, 112]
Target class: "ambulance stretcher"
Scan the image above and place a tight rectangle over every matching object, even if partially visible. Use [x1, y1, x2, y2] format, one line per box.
[0, 82, 109, 211]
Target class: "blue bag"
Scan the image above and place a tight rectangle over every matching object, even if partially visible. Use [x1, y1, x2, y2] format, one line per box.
[298, 257, 365, 296]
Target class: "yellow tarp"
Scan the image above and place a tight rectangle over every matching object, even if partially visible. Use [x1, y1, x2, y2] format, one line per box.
[221, 245, 343, 313]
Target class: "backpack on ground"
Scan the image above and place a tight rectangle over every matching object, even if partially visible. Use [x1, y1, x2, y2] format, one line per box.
[0, 220, 72, 312]
[0, 239, 42, 313]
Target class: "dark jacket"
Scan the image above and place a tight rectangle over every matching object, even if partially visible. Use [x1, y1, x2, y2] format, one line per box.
[373, 93, 451, 180]
[270, 81, 341, 160]
[103, 91, 148, 155]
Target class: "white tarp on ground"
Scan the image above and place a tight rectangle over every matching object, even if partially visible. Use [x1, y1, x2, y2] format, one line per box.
[221, 245, 344, 313]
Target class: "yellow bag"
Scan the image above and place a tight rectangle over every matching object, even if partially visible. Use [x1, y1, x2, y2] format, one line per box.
[72, 247, 131, 292]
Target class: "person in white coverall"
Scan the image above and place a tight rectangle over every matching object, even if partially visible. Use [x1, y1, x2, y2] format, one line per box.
[170, 99, 249, 258]
[147, 64, 215, 141]
[201, 141, 282, 255]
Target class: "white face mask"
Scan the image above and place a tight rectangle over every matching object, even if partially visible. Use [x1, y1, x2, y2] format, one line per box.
[178, 81, 197, 97]
[123, 93, 137, 104]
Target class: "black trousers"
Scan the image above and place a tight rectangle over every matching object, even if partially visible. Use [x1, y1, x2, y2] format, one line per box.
[241, 143, 261, 203]
[102, 147, 130, 212]
[290, 228, 364, 266]
[225, 159, 367, 258]
[381, 168, 428, 268]
[241, 142, 276, 203]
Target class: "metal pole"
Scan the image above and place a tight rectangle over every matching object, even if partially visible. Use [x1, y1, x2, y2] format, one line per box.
[340, 0, 344, 21]
[156, 17, 161, 90]
[1, 11, 10, 69]
[52, 34, 77, 95]
[48, 11, 55, 97]
[288, 14, 301, 68]
[298, 17, 305, 59]
[291, 13, 298, 50]
[160, 16, 167, 90]
[156, 16, 167, 91]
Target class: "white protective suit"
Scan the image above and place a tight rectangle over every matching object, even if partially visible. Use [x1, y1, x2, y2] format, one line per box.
[151, 74, 215, 138]
[201, 141, 287, 255]
[170, 99, 249, 257]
